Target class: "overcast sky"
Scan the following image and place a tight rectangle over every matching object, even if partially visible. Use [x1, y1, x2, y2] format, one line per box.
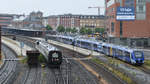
[0, 0, 105, 16]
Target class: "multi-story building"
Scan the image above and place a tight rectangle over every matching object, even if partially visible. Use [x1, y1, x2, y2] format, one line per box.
[44, 14, 105, 30]
[11, 16, 26, 28]
[106, 0, 150, 38]
[80, 15, 105, 28]
[46, 15, 58, 30]
[0, 14, 14, 27]
[23, 11, 43, 29]
[57, 14, 80, 29]
[106, 0, 150, 47]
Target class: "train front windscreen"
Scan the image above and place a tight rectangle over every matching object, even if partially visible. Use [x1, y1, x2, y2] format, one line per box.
[134, 51, 143, 58]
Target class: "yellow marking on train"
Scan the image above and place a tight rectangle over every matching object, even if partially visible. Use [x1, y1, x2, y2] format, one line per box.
[110, 47, 113, 56]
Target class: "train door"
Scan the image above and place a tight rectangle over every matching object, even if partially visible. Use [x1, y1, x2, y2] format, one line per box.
[112, 48, 116, 57]
[93, 43, 97, 51]
[124, 51, 131, 62]
[118, 50, 123, 60]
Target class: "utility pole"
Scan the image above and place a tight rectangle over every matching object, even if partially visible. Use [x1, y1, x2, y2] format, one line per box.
[88, 6, 104, 16]
[0, 26, 1, 60]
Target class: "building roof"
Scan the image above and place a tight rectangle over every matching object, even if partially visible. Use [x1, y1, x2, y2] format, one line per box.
[46, 14, 105, 19]
[0, 14, 14, 17]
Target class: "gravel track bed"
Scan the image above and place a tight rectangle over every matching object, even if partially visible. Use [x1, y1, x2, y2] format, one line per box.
[0, 44, 18, 84]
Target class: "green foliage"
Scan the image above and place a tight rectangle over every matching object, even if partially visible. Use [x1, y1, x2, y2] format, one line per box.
[87, 28, 92, 34]
[38, 54, 46, 63]
[80, 27, 87, 35]
[144, 60, 150, 69]
[57, 25, 65, 32]
[46, 25, 53, 30]
[66, 27, 72, 33]
[92, 58, 135, 84]
[20, 57, 28, 64]
[71, 27, 78, 33]
[95, 28, 105, 33]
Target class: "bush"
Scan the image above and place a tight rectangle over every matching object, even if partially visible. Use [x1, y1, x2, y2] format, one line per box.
[38, 54, 46, 63]
[20, 57, 28, 64]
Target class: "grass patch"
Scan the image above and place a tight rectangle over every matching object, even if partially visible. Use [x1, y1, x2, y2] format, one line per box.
[92, 58, 135, 84]
[144, 60, 150, 66]
[38, 54, 46, 63]
[19, 54, 46, 65]
[20, 57, 28, 64]
[143, 60, 150, 69]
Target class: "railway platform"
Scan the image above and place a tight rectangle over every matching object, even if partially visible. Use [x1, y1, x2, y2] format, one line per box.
[2, 37, 33, 56]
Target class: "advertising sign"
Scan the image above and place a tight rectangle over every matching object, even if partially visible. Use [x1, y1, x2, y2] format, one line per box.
[116, 7, 135, 21]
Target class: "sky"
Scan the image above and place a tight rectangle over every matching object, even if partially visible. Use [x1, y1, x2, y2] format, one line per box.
[0, 0, 105, 16]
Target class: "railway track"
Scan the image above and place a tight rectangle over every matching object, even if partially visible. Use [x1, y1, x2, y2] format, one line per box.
[49, 58, 71, 84]
[22, 65, 41, 84]
[53, 43, 126, 84]
[62, 50, 99, 84]
[0, 44, 18, 84]
[138, 66, 150, 75]
[15, 35, 98, 84]
[12, 35, 126, 84]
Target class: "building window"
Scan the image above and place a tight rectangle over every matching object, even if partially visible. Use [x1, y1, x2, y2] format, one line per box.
[136, 5, 146, 13]
[111, 22, 114, 33]
[125, 0, 134, 7]
[136, 0, 146, 20]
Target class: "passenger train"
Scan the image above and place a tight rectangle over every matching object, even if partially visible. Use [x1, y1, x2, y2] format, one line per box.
[46, 35, 144, 65]
[36, 40, 62, 67]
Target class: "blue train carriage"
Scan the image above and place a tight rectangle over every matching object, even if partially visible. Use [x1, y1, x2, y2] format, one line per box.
[74, 38, 103, 52]
[102, 43, 144, 65]
[63, 36, 74, 45]
[89, 41, 103, 52]
[125, 48, 144, 65]
[113, 45, 144, 65]
[101, 43, 114, 55]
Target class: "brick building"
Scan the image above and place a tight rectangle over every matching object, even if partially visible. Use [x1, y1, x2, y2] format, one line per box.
[106, 0, 150, 47]
[106, 0, 150, 38]
[0, 14, 14, 27]
[43, 15, 58, 30]
[58, 14, 81, 29]
[44, 14, 105, 30]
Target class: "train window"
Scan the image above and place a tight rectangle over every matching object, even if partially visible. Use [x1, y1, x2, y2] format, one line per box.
[77, 41, 80, 44]
[124, 51, 130, 58]
[134, 51, 142, 58]
[103, 46, 108, 52]
[93, 44, 97, 48]
[52, 53, 59, 58]
[118, 50, 123, 56]
[112, 48, 116, 54]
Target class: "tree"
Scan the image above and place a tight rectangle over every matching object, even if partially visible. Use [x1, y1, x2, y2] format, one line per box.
[87, 28, 92, 34]
[57, 25, 65, 32]
[66, 27, 72, 33]
[46, 25, 53, 30]
[71, 27, 78, 33]
[80, 27, 87, 35]
[95, 28, 105, 34]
